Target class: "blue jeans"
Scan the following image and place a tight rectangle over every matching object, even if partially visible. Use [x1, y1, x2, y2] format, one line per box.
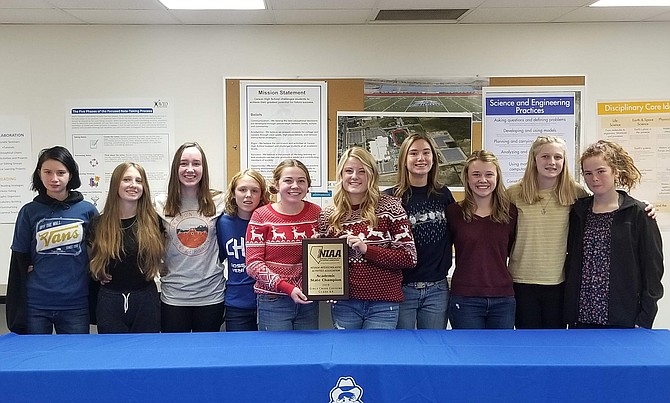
[331, 299, 399, 330]
[397, 279, 449, 329]
[224, 306, 258, 332]
[449, 296, 516, 329]
[26, 306, 90, 334]
[257, 294, 319, 331]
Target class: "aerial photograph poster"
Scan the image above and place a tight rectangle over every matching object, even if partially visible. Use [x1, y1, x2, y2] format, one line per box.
[337, 112, 472, 189]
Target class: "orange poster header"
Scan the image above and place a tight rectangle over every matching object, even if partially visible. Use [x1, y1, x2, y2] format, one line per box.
[598, 101, 670, 115]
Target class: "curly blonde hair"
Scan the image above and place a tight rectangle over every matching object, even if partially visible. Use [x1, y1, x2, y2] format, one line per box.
[580, 139, 641, 191]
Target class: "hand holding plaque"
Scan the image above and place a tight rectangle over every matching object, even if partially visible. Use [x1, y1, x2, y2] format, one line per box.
[302, 238, 349, 300]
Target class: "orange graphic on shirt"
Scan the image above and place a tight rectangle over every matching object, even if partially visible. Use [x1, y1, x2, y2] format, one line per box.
[176, 226, 208, 248]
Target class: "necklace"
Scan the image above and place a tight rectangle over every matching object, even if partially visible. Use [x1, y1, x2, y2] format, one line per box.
[121, 216, 137, 230]
[540, 194, 553, 215]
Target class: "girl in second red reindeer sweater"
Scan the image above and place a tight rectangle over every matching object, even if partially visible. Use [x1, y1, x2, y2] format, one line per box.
[319, 147, 417, 330]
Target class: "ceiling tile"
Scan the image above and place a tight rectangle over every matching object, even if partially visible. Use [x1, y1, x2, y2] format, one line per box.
[267, 0, 377, 11]
[460, 7, 575, 23]
[66, 9, 180, 24]
[555, 6, 669, 22]
[0, 0, 54, 8]
[479, 0, 593, 7]
[377, 0, 485, 9]
[274, 9, 370, 24]
[45, 0, 165, 10]
[169, 10, 275, 25]
[644, 10, 670, 21]
[0, 8, 84, 23]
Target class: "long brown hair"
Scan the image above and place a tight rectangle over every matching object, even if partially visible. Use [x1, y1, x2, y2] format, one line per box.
[329, 147, 380, 233]
[163, 142, 220, 217]
[393, 133, 443, 203]
[459, 150, 512, 224]
[90, 162, 165, 281]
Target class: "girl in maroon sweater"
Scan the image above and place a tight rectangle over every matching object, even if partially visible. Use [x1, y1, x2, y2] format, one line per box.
[319, 147, 417, 330]
[446, 150, 517, 329]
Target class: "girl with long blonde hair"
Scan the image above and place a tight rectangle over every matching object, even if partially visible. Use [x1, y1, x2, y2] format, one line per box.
[507, 136, 586, 329]
[89, 162, 164, 333]
[319, 147, 417, 330]
[447, 150, 517, 329]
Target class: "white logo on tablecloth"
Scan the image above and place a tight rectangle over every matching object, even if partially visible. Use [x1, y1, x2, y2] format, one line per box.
[329, 376, 364, 403]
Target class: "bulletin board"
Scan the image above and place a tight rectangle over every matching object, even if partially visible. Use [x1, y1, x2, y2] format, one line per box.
[225, 78, 364, 183]
[224, 76, 585, 200]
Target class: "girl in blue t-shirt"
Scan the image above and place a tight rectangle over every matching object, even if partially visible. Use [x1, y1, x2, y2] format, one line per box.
[7, 146, 98, 334]
[216, 169, 269, 331]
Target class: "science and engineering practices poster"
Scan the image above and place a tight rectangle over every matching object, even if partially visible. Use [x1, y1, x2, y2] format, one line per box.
[483, 87, 581, 187]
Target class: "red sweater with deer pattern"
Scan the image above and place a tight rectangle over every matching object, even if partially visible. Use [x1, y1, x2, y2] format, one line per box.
[246, 201, 321, 296]
[318, 194, 417, 302]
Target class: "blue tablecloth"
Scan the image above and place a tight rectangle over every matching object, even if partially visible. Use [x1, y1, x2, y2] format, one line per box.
[1, 329, 669, 402]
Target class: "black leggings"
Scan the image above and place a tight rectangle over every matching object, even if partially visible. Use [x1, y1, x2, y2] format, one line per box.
[160, 301, 225, 332]
[513, 282, 566, 329]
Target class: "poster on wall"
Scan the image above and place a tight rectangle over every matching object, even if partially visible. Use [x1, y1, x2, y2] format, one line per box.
[66, 99, 174, 211]
[0, 115, 33, 223]
[337, 112, 472, 189]
[482, 87, 582, 187]
[363, 78, 488, 121]
[240, 80, 328, 191]
[597, 100, 670, 217]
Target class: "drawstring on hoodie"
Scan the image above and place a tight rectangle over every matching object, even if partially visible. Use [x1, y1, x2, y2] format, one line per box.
[122, 293, 130, 313]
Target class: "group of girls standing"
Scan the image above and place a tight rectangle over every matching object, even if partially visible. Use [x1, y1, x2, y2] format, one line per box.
[391, 134, 662, 330]
[7, 142, 226, 334]
[5, 134, 663, 334]
[244, 149, 417, 331]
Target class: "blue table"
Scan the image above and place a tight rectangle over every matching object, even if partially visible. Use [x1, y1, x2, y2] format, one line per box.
[1, 329, 670, 402]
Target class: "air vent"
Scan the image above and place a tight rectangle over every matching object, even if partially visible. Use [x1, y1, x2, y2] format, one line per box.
[375, 9, 468, 21]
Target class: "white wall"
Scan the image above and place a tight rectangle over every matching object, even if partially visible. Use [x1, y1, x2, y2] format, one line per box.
[0, 22, 668, 326]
